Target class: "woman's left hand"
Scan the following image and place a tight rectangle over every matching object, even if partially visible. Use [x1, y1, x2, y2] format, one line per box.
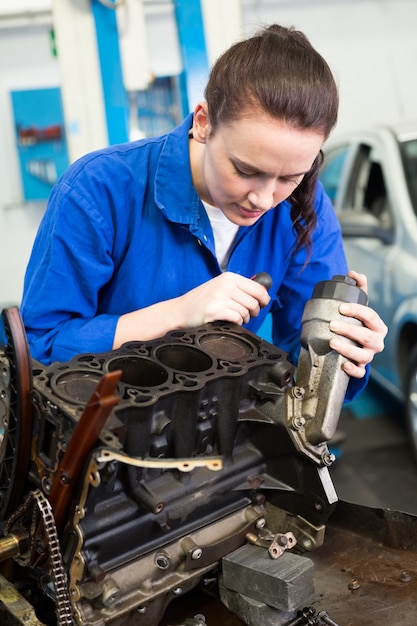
[328, 270, 388, 379]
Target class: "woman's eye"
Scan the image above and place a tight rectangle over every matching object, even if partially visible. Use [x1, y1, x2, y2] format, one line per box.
[234, 165, 255, 178]
[281, 176, 303, 186]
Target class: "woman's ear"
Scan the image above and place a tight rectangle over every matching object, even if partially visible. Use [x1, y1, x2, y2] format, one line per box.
[192, 102, 211, 144]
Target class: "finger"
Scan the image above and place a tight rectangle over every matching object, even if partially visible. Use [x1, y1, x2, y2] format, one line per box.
[329, 334, 374, 365]
[347, 269, 368, 294]
[236, 276, 271, 308]
[226, 283, 263, 317]
[336, 303, 388, 335]
[233, 292, 261, 318]
[342, 359, 367, 379]
[329, 309, 386, 362]
[223, 297, 253, 325]
[203, 301, 248, 326]
[330, 320, 385, 356]
[329, 336, 373, 381]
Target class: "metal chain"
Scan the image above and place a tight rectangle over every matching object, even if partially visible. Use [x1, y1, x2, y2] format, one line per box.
[34, 490, 75, 626]
[4, 489, 75, 626]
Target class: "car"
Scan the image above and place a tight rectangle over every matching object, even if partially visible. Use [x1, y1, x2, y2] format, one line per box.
[319, 119, 417, 460]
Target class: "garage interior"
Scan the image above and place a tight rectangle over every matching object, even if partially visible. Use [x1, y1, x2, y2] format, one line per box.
[1, 2, 417, 626]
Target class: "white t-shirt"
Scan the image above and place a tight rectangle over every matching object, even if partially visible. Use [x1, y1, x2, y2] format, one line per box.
[204, 202, 239, 271]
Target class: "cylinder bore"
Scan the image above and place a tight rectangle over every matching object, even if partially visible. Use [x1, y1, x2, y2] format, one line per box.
[51, 370, 104, 403]
[199, 333, 255, 360]
[155, 345, 213, 373]
[107, 356, 169, 387]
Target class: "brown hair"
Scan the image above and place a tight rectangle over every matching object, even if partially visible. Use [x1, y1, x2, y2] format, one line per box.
[204, 24, 339, 254]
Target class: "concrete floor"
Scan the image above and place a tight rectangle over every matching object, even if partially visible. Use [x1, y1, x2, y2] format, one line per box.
[330, 380, 417, 515]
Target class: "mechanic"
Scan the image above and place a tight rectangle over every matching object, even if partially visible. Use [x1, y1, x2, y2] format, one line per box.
[21, 23, 387, 401]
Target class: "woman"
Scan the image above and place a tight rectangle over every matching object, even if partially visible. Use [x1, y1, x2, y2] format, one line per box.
[21, 24, 386, 401]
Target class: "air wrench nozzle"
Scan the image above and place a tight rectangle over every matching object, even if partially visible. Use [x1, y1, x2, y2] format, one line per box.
[251, 272, 272, 290]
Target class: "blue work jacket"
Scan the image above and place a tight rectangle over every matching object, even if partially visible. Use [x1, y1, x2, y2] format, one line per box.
[21, 114, 367, 400]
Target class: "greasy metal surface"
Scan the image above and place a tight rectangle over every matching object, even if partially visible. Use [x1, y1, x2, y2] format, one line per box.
[160, 586, 244, 626]
[161, 500, 417, 626]
[312, 531, 416, 624]
[310, 501, 417, 625]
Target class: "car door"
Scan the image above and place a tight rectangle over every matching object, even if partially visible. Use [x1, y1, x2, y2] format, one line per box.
[321, 137, 398, 388]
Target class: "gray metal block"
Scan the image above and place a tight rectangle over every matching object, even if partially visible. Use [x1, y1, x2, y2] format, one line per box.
[219, 576, 297, 626]
[222, 544, 314, 612]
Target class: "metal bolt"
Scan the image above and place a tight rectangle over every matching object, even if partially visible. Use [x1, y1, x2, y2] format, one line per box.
[292, 416, 306, 430]
[292, 386, 305, 399]
[155, 552, 170, 569]
[301, 538, 313, 550]
[348, 578, 360, 590]
[286, 607, 316, 626]
[399, 570, 411, 582]
[191, 548, 202, 560]
[276, 534, 288, 547]
[60, 471, 71, 485]
[42, 477, 52, 494]
[136, 606, 147, 614]
[322, 452, 336, 466]
[101, 582, 120, 607]
[172, 587, 183, 596]
[255, 517, 266, 529]
[318, 610, 340, 626]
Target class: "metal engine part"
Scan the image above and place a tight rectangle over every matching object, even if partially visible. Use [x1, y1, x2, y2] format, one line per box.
[0, 276, 366, 626]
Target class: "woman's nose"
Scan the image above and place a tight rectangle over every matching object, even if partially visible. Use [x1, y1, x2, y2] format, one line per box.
[247, 180, 278, 212]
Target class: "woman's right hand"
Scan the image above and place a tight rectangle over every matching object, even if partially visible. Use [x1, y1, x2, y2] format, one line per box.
[113, 272, 271, 349]
[177, 272, 271, 327]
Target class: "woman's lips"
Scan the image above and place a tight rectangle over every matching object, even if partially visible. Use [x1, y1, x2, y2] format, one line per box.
[235, 204, 263, 219]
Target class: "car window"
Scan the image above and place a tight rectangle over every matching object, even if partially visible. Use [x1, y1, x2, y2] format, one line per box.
[320, 145, 349, 203]
[344, 144, 393, 230]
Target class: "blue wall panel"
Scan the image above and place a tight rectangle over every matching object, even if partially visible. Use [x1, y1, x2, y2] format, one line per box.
[11, 87, 69, 201]
[92, 0, 129, 145]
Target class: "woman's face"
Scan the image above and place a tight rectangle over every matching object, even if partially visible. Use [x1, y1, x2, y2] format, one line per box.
[190, 103, 325, 226]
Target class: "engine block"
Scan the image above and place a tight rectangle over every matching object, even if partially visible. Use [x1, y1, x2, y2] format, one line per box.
[33, 323, 301, 625]
[0, 276, 365, 625]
